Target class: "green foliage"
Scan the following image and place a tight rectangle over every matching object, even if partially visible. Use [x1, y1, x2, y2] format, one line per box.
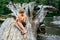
[38, 0, 60, 16]
[0, 0, 12, 15]
[0, 0, 60, 16]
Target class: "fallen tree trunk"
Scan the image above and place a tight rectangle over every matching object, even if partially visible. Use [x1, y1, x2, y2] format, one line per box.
[0, 1, 56, 40]
[0, 17, 36, 40]
[0, 2, 37, 40]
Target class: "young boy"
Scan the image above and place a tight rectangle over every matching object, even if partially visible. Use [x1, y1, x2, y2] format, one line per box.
[15, 8, 27, 35]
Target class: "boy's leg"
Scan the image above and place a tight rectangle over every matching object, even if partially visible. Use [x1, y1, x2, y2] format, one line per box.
[17, 22, 27, 34]
[15, 22, 24, 33]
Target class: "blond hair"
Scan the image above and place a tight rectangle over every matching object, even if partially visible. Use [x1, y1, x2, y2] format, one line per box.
[19, 8, 25, 13]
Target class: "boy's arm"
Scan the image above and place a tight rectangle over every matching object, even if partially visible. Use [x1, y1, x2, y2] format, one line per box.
[16, 16, 19, 22]
[23, 16, 27, 23]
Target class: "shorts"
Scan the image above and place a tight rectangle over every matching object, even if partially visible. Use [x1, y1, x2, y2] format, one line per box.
[21, 22, 26, 27]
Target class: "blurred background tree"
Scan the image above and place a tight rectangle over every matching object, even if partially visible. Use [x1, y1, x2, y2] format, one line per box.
[0, 0, 60, 17]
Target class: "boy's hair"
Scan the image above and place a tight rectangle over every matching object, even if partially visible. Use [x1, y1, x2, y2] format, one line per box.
[19, 8, 25, 13]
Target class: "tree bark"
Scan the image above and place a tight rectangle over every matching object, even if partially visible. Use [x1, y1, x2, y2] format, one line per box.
[0, 2, 56, 40]
[0, 2, 37, 40]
